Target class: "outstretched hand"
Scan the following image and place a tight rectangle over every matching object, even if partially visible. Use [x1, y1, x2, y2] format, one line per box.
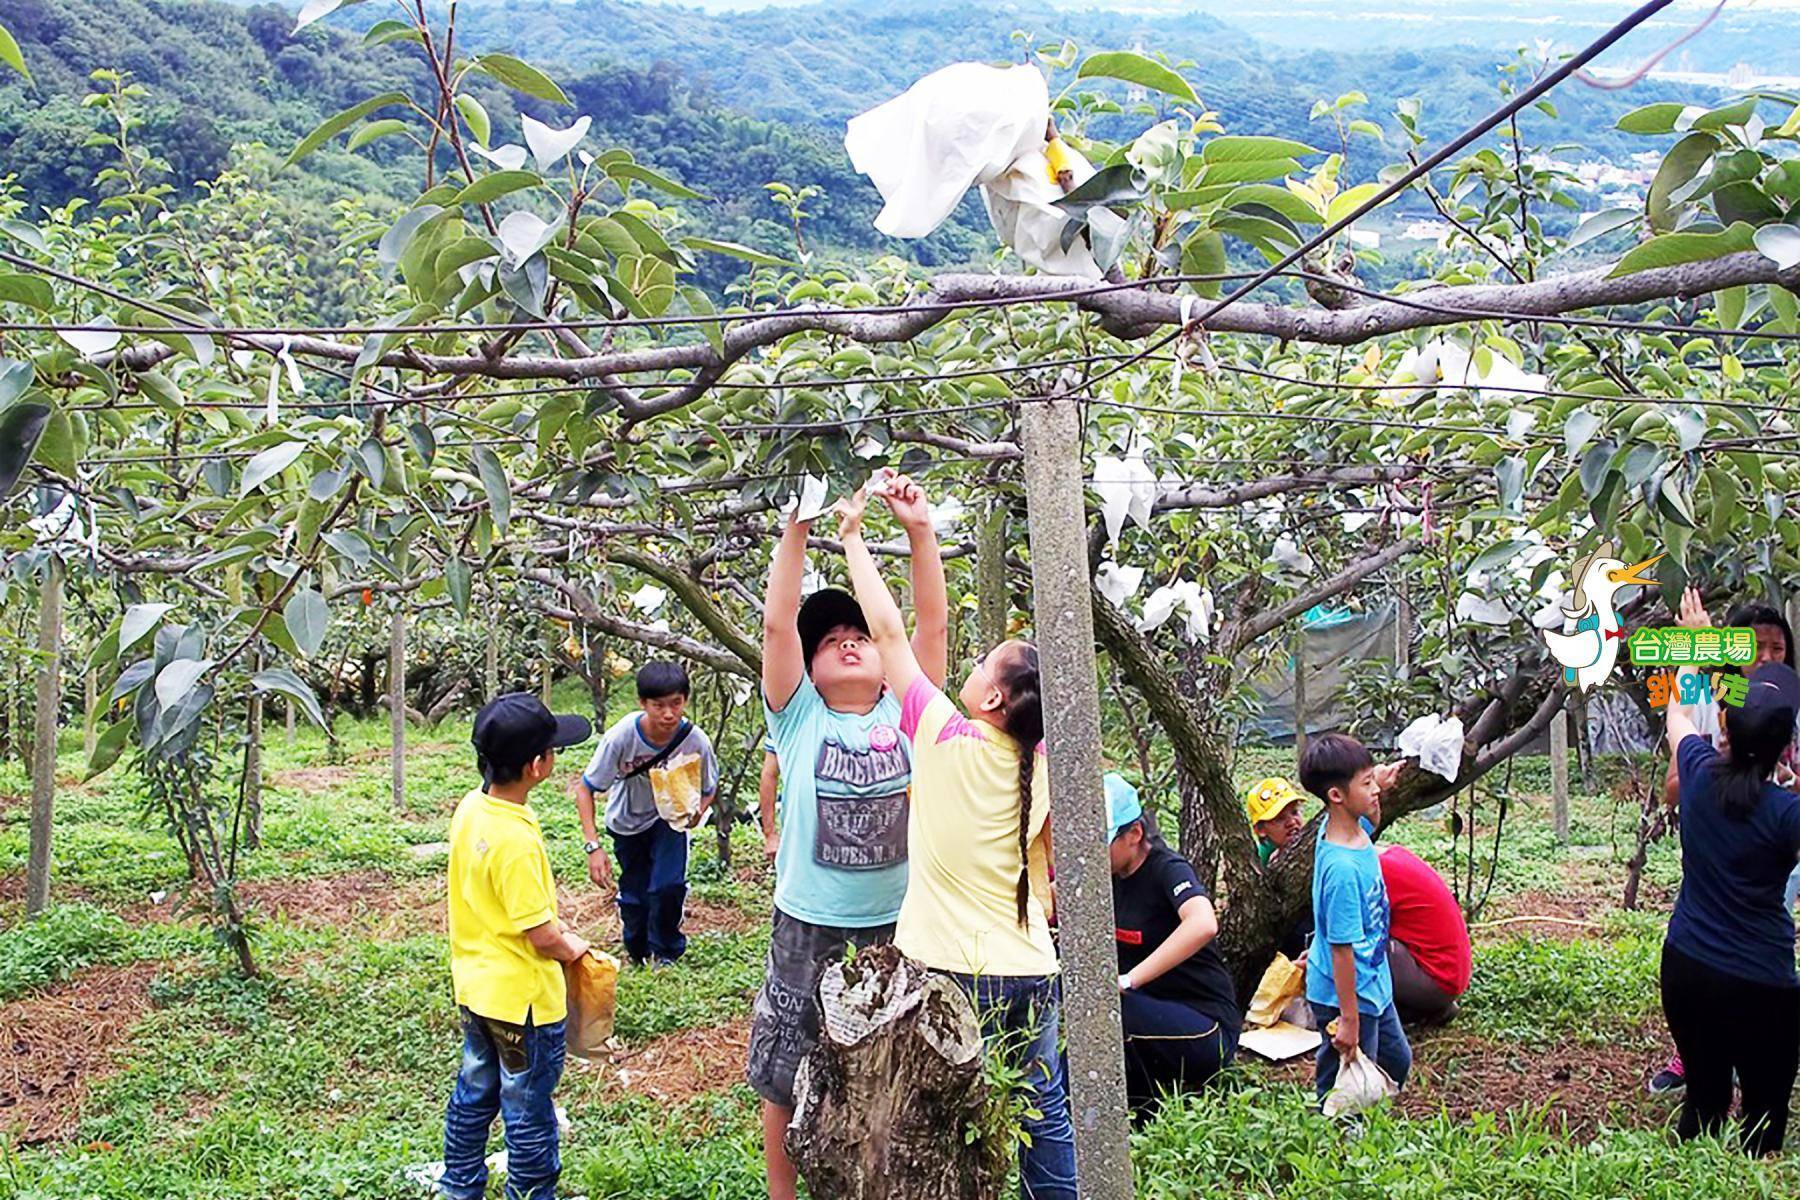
[1678, 585, 1712, 631]
[878, 470, 932, 533]
[835, 488, 868, 541]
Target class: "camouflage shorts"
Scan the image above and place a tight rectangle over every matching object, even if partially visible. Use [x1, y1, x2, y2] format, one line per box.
[745, 907, 895, 1108]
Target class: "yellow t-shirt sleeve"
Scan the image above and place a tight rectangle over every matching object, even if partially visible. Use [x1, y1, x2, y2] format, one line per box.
[487, 839, 556, 933]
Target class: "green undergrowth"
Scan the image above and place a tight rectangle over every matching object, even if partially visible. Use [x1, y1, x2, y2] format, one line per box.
[1133, 1083, 1800, 1199]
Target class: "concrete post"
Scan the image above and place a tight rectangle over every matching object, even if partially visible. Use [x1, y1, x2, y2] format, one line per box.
[977, 498, 1008, 650]
[390, 607, 405, 810]
[1020, 393, 1134, 1199]
[1551, 707, 1570, 844]
[485, 594, 500, 700]
[26, 557, 64, 917]
[1293, 624, 1308, 768]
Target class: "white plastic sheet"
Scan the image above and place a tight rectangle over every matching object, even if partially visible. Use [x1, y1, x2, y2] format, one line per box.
[1398, 713, 1466, 783]
[1322, 1050, 1396, 1117]
[845, 62, 1101, 278]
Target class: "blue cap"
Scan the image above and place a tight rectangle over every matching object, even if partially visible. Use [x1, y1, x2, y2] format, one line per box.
[1105, 772, 1142, 840]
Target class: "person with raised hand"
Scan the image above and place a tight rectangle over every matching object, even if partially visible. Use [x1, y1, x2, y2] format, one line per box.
[837, 487, 1074, 1200]
[747, 468, 947, 1200]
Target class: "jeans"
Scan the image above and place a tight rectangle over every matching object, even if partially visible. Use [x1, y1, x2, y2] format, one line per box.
[947, 972, 1078, 1200]
[613, 819, 688, 964]
[1120, 990, 1237, 1117]
[1309, 1000, 1412, 1101]
[1662, 941, 1800, 1156]
[441, 1007, 567, 1200]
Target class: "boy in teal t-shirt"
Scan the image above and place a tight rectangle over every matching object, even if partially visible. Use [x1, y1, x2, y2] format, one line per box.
[1300, 732, 1412, 1101]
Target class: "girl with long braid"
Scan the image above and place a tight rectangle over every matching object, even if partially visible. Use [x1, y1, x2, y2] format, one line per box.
[837, 486, 1075, 1200]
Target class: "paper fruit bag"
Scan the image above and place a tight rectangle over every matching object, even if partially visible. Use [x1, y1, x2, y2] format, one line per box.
[1322, 1048, 1396, 1118]
[650, 752, 704, 827]
[1246, 953, 1307, 1029]
[564, 949, 620, 1061]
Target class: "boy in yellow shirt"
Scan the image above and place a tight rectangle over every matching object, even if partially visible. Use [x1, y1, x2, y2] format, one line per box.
[441, 693, 594, 1200]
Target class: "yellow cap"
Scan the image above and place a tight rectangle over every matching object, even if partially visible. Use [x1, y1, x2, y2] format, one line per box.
[1244, 777, 1304, 825]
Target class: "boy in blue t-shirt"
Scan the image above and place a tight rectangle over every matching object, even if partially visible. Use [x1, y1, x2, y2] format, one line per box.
[1300, 732, 1412, 1100]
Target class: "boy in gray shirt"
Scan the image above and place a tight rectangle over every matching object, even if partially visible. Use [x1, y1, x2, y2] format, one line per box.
[575, 661, 718, 966]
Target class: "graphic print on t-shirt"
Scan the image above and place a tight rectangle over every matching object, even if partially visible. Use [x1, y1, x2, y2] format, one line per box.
[812, 730, 909, 869]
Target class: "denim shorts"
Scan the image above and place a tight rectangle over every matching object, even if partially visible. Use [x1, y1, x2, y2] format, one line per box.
[745, 907, 894, 1108]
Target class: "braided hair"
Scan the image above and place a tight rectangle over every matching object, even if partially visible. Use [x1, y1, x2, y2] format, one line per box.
[991, 642, 1044, 927]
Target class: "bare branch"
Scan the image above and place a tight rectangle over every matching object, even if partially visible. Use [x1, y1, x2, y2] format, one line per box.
[525, 567, 755, 679]
[1225, 537, 1421, 653]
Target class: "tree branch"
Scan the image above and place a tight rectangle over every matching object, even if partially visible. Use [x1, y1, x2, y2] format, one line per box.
[525, 567, 756, 680]
[1225, 537, 1420, 653]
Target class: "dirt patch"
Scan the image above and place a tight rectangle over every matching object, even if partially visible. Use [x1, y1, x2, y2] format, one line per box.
[591, 1017, 751, 1106]
[1258, 1022, 1671, 1140]
[1396, 1023, 1669, 1139]
[237, 871, 398, 930]
[272, 766, 355, 791]
[0, 963, 158, 1145]
[1472, 889, 1614, 941]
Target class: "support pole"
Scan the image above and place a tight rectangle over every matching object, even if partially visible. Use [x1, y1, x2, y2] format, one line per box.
[1551, 707, 1570, 844]
[390, 606, 406, 810]
[246, 647, 264, 848]
[82, 667, 98, 764]
[26, 557, 64, 917]
[1020, 393, 1134, 1200]
[485, 599, 500, 700]
[977, 499, 1008, 651]
[1293, 623, 1308, 768]
[285, 698, 296, 746]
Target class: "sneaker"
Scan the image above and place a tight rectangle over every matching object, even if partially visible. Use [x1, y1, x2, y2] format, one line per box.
[1649, 1056, 1686, 1095]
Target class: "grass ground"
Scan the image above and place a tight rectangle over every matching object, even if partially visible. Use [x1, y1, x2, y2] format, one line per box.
[2, 695, 1799, 1199]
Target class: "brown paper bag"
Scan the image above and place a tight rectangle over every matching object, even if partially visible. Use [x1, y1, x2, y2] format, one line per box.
[650, 752, 705, 827]
[564, 949, 620, 1061]
[1245, 952, 1307, 1029]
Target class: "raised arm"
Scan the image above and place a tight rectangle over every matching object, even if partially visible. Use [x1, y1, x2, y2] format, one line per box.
[763, 515, 812, 711]
[880, 473, 949, 688]
[838, 492, 925, 701]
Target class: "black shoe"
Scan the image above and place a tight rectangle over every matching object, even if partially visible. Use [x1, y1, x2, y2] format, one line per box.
[1648, 1065, 1686, 1095]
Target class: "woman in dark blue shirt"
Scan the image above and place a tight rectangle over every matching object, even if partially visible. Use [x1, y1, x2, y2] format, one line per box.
[1663, 660, 1800, 1156]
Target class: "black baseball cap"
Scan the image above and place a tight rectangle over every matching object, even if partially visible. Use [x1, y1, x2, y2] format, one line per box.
[1744, 662, 1800, 717]
[797, 587, 869, 671]
[471, 692, 592, 775]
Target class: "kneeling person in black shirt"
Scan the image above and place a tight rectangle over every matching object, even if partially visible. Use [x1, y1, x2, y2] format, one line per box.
[1106, 774, 1241, 1117]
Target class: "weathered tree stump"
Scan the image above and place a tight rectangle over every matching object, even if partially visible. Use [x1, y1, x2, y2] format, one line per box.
[788, 944, 1007, 1200]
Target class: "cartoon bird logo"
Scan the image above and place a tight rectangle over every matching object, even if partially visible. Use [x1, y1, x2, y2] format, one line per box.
[1541, 542, 1662, 692]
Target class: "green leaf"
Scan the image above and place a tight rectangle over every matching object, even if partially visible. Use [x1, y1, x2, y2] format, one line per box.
[445, 557, 472, 618]
[378, 205, 445, 268]
[0, 218, 46, 253]
[473, 445, 512, 537]
[1566, 207, 1638, 250]
[607, 161, 706, 201]
[1647, 132, 1717, 234]
[85, 719, 131, 780]
[1180, 230, 1227, 298]
[1200, 136, 1321, 163]
[1564, 409, 1601, 460]
[0, 22, 27, 80]
[120, 604, 173, 653]
[1076, 51, 1198, 103]
[154, 658, 214, 710]
[1470, 539, 1533, 573]
[473, 54, 570, 106]
[1217, 184, 1322, 227]
[452, 170, 542, 207]
[1693, 96, 1759, 133]
[0, 273, 51, 312]
[1713, 181, 1783, 227]
[1754, 223, 1800, 271]
[362, 18, 422, 47]
[241, 441, 306, 494]
[285, 92, 409, 169]
[1609, 223, 1757, 278]
[1617, 102, 1685, 135]
[251, 668, 327, 730]
[1325, 181, 1389, 226]
[680, 237, 792, 268]
[283, 588, 330, 658]
[679, 285, 724, 356]
[454, 94, 491, 147]
[36, 408, 77, 478]
[0, 402, 49, 499]
[347, 118, 411, 152]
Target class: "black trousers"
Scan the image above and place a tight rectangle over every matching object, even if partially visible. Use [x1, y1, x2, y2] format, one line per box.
[1119, 990, 1237, 1118]
[1661, 941, 1800, 1157]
